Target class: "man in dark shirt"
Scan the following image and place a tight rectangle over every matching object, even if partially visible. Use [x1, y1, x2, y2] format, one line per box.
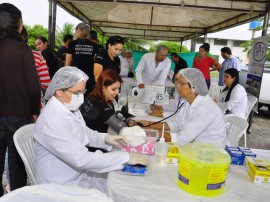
[57, 34, 73, 63]
[89, 30, 105, 53]
[171, 52, 188, 82]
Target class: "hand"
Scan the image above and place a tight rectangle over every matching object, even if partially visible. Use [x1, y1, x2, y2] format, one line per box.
[150, 104, 163, 111]
[128, 153, 148, 166]
[136, 120, 149, 127]
[32, 115, 38, 123]
[138, 83, 145, 89]
[105, 135, 128, 147]
[149, 110, 163, 117]
[127, 120, 137, 127]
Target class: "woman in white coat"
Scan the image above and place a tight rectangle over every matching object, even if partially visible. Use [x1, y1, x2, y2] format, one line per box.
[33, 67, 147, 193]
[139, 68, 228, 148]
[216, 68, 247, 118]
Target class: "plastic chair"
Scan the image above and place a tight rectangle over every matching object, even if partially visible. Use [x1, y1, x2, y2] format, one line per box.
[245, 95, 258, 120]
[243, 95, 258, 146]
[209, 84, 224, 100]
[224, 115, 248, 146]
[13, 123, 36, 185]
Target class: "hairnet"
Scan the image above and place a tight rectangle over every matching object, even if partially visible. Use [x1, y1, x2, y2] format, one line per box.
[45, 66, 89, 100]
[178, 68, 208, 96]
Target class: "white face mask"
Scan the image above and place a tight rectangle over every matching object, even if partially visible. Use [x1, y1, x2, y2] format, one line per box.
[64, 93, 84, 111]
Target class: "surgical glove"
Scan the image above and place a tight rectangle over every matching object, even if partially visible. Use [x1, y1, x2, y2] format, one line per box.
[104, 135, 128, 147]
[128, 153, 148, 166]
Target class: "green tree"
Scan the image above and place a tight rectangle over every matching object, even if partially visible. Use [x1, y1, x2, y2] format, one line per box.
[149, 41, 190, 53]
[25, 24, 48, 50]
[55, 22, 75, 49]
[124, 39, 153, 51]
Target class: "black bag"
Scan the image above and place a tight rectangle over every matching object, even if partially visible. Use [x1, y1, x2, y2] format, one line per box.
[128, 71, 134, 78]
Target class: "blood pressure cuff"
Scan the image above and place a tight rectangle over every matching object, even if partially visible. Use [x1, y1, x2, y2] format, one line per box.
[105, 113, 127, 134]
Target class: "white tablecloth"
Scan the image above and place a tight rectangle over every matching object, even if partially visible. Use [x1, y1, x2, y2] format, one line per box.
[0, 184, 113, 202]
[107, 150, 270, 202]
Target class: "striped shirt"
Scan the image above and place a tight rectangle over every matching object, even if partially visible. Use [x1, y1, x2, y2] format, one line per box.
[33, 51, 51, 89]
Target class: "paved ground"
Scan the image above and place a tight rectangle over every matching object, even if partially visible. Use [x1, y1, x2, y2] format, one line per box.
[239, 106, 270, 149]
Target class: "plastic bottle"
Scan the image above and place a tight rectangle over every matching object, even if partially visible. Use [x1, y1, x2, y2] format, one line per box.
[164, 90, 170, 104]
[155, 123, 169, 166]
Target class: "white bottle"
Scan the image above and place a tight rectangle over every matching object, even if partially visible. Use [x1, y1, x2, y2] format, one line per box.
[163, 88, 170, 104]
[155, 123, 169, 166]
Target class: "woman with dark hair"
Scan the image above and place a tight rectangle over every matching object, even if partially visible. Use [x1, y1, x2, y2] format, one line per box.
[193, 43, 221, 89]
[81, 69, 135, 136]
[216, 68, 247, 118]
[0, 3, 40, 195]
[94, 35, 124, 81]
[65, 23, 99, 94]
[35, 36, 60, 78]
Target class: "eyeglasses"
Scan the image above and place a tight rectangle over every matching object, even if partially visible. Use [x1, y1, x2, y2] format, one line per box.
[63, 89, 87, 97]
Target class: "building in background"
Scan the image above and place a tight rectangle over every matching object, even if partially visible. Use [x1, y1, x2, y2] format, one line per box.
[183, 27, 260, 66]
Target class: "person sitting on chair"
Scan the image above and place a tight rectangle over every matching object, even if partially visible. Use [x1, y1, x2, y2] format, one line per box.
[138, 68, 228, 149]
[216, 68, 247, 118]
[80, 69, 136, 134]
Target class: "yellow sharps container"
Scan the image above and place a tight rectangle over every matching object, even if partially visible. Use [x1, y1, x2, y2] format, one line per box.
[177, 142, 231, 197]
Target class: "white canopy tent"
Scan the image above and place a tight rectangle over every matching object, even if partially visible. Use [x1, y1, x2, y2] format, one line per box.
[48, 0, 269, 46]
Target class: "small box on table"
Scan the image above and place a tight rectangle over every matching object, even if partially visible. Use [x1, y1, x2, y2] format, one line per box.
[245, 157, 270, 184]
[225, 146, 256, 165]
[166, 143, 179, 164]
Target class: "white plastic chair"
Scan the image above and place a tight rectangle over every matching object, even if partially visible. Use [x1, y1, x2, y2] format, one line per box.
[13, 123, 36, 185]
[245, 95, 258, 120]
[243, 95, 258, 147]
[224, 115, 248, 146]
[209, 84, 224, 100]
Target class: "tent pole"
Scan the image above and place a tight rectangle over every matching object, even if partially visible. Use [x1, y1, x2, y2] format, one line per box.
[261, 3, 269, 36]
[204, 33, 207, 43]
[180, 39, 183, 53]
[51, 0, 57, 49]
[48, 0, 53, 47]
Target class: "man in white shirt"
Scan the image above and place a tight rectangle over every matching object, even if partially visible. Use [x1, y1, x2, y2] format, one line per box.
[136, 45, 171, 88]
[119, 48, 129, 77]
[126, 50, 135, 72]
[219, 47, 241, 86]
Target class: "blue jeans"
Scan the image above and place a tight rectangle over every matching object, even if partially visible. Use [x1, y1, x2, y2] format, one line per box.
[0, 116, 32, 196]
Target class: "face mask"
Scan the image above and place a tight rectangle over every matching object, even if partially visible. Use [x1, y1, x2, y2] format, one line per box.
[64, 93, 84, 111]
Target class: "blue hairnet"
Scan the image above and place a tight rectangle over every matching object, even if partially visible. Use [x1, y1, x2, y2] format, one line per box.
[178, 68, 208, 96]
[45, 66, 89, 100]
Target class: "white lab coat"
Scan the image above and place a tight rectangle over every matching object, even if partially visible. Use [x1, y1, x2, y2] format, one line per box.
[119, 55, 129, 76]
[167, 95, 228, 148]
[135, 52, 171, 86]
[34, 97, 129, 192]
[216, 84, 248, 119]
